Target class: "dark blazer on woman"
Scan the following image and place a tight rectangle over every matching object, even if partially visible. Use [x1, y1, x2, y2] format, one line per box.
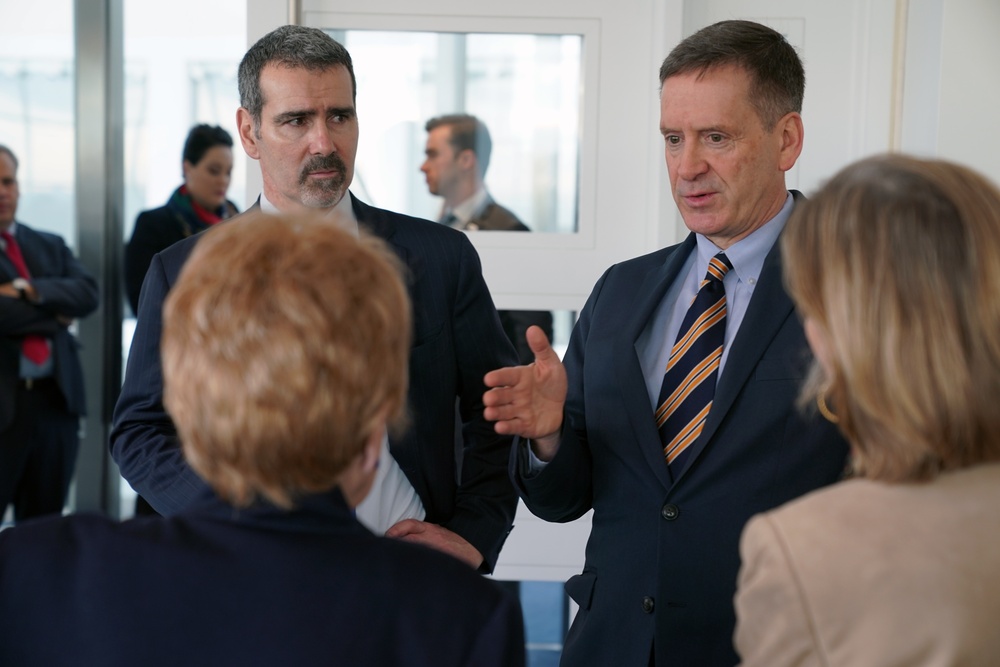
[124, 191, 238, 314]
[0, 489, 525, 667]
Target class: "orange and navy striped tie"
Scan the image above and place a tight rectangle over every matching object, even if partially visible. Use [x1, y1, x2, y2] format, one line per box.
[656, 253, 732, 473]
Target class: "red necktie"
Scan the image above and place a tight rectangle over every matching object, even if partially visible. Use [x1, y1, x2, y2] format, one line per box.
[2, 230, 51, 365]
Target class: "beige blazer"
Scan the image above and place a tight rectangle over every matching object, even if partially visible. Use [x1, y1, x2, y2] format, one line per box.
[734, 463, 1000, 666]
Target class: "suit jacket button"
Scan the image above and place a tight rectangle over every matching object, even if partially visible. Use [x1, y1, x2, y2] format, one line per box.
[661, 503, 679, 520]
[641, 596, 655, 614]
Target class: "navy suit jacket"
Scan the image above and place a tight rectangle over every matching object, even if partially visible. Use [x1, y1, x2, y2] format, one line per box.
[0, 490, 525, 666]
[111, 195, 519, 571]
[0, 223, 98, 429]
[512, 204, 849, 666]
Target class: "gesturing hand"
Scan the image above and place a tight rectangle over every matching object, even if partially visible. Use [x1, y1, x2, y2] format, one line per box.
[483, 325, 567, 461]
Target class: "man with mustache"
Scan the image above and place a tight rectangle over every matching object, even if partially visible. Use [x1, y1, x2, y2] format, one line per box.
[484, 20, 850, 665]
[112, 25, 519, 574]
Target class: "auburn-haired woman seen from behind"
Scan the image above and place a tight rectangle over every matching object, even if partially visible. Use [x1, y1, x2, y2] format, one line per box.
[734, 154, 1000, 666]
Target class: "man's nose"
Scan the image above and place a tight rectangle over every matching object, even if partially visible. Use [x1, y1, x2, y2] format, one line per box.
[309, 123, 336, 155]
[675, 143, 708, 180]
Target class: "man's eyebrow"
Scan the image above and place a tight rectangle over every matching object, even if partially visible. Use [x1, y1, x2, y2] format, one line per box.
[328, 106, 356, 118]
[272, 109, 315, 124]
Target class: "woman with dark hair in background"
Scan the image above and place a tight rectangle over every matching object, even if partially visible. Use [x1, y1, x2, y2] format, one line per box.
[125, 124, 239, 315]
[124, 123, 239, 517]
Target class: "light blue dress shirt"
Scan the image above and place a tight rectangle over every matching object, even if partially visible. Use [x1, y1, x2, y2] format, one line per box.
[636, 193, 794, 408]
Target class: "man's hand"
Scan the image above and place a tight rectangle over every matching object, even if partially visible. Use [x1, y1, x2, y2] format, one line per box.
[385, 519, 484, 569]
[483, 325, 567, 461]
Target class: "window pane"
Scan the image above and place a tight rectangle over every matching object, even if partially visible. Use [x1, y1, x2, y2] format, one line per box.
[120, 0, 246, 517]
[338, 29, 582, 233]
[0, 2, 76, 247]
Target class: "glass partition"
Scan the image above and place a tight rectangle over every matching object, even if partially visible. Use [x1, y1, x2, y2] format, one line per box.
[335, 29, 582, 233]
[0, 5, 76, 247]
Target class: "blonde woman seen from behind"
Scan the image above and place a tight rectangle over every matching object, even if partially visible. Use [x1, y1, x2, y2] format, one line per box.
[734, 154, 1000, 667]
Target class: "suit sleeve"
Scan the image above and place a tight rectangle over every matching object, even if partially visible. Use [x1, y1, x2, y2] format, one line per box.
[509, 270, 610, 523]
[442, 235, 519, 572]
[110, 252, 211, 514]
[0, 232, 97, 336]
[734, 513, 824, 667]
[125, 212, 162, 316]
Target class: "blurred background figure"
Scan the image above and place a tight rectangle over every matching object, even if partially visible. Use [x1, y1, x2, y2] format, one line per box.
[124, 124, 238, 517]
[735, 154, 1000, 666]
[0, 144, 99, 525]
[125, 123, 239, 316]
[0, 213, 525, 666]
[421, 113, 552, 363]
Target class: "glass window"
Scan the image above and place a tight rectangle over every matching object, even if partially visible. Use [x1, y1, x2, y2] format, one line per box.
[120, 0, 246, 517]
[336, 29, 582, 233]
[0, 2, 76, 246]
[123, 2, 247, 243]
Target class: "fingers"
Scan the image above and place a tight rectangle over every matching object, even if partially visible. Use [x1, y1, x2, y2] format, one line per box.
[484, 365, 524, 390]
[482, 397, 526, 423]
[385, 518, 424, 538]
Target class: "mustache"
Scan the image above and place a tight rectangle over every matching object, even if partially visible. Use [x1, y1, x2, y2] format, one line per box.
[299, 153, 346, 184]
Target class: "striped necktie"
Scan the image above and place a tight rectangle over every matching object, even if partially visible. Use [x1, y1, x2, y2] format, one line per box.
[655, 252, 732, 473]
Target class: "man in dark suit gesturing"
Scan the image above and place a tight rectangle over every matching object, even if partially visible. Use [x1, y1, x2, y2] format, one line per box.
[111, 26, 518, 572]
[0, 144, 99, 523]
[484, 21, 850, 665]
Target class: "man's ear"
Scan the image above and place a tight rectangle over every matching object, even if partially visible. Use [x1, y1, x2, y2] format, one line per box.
[457, 148, 478, 172]
[237, 107, 260, 160]
[776, 111, 804, 173]
[359, 426, 383, 476]
[337, 422, 385, 509]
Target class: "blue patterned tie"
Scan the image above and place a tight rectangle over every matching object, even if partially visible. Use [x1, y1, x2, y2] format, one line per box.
[655, 253, 732, 473]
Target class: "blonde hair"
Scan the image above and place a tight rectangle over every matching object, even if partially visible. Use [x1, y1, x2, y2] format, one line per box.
[162, 211, 411, 508]
[782, 154, 1000, 481]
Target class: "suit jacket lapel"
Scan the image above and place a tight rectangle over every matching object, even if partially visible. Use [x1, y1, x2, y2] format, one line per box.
[615, 235, 697, 491]
[0, 244, 15, 280]
[671, 236, 794, 483]
[16, 227, 44, 278]
[351, 193, 409, 265]
[2, 226, 34, 279]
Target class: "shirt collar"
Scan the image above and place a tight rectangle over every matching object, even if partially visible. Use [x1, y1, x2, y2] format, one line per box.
[259, 191, 360, 237]
[445, 186, 491, 225]
[0, 222, 18, 250]
[694, 192, 793, 286]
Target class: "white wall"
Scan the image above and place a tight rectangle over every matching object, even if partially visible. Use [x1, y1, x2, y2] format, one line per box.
[933, 0, 1000, 183]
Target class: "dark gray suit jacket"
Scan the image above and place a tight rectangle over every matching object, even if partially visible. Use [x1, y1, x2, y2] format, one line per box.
[0, 223, 98, 430]
[111, 194, 519, 571]
[512, 194, 850, 666]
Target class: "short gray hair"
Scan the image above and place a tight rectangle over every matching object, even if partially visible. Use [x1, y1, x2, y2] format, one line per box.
[659, 20, 804, 130]
[238, 25, 356, 130]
